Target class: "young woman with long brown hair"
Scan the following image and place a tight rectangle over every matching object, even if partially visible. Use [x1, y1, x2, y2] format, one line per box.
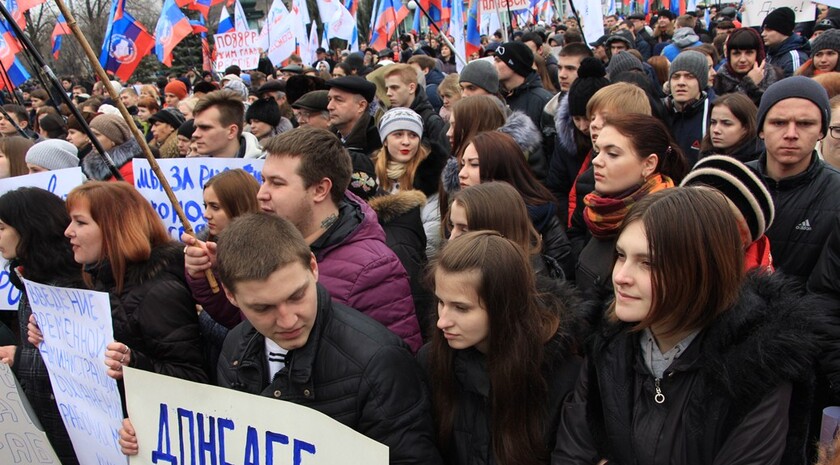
[422, 231, 582, 465]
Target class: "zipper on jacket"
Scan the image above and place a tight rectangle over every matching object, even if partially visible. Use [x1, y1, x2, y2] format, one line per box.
[654, 377, 665, 404]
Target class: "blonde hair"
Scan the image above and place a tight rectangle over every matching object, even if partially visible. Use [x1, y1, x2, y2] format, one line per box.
[587, 82, 652, 119]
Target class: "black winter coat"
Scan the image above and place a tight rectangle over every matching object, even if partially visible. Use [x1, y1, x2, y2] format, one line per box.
[554, 272, 819, 465]
[766, 34, 810, 78]
[418, 281, 585, 465]
[547, 94, 591, 225]
[699, 137, 764, 164]
[90, 242, 207, 383]
[218, 284, 444, 465]
[411, 87, 451, 162]
[504, 72, 554, 137]
[747, 152, 840, 285]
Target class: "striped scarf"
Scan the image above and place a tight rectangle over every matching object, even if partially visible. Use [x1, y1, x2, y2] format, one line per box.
[583, 174, 674, 239]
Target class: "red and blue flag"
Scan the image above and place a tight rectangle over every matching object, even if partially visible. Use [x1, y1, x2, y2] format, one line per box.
[99, 0, 155, 82]
[465, 0, 480, 56]
[370, 0, 409, 50]
[51, 13, 71, 59]
[155, 0, 193, 66]
[0, 17, 20, 70]
[0, 56, 30, 90]
[217, 5, 233, 34]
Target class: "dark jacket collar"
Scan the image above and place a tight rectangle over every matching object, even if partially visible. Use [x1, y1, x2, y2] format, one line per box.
[753, 150, 822, 190]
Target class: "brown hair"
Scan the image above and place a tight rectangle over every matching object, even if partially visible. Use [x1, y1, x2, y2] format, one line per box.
[603, 113, 689, 184]
[558, 42, 593, 58]
[0, 136, 34, 177]
[700, 93, 757, 154]
[469, 131, 558, 206]
[65, 182, 171, 293]
[216, 213, 312, 294]
[383, 63, 421, 86]
[533, 54, 558, 93]
[262, 127, 352, 205]
[814, 72, 840, 99]
[647, 56, 671, 88]
[587, 82, 652, 119]
[450, 95, 506, 161]
[374, 141, 430, 192]
[407, 54, 437, 71]
[451, 182, 541, 255]
[193, 90, 246, 137]
[137, 97, 160, 112]
[203, 169, 260, 230]
[427, 231, 559, 465]
[614, 187, 743, 336]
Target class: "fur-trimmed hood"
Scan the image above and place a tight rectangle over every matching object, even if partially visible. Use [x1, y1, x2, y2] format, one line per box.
[367, 190, 427, 224]
[539, 276, 590, 359]
[83, 137, 140, 181]
[498, 110, 542, 156]
[554, 93, 578, 157]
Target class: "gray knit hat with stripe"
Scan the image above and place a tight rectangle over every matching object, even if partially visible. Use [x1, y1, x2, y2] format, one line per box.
[378, 108, 424, 142]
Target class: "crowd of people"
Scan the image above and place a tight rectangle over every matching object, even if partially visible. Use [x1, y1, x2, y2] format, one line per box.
[2, 3, 840, 464]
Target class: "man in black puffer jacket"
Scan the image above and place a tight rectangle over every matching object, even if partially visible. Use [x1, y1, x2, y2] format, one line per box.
[746, 77, 840, 286]
[215, 213, 443, 465]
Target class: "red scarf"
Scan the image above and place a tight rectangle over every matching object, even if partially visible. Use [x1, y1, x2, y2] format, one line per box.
[744, 235, 774, 272]
[583, 174, 674, 239]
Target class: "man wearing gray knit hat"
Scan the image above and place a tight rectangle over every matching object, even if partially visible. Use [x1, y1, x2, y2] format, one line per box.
[25, 139, 79, 173]
[458, 59, 499, 97]
[745, 76, 840, 283]
[666, 50, 713, 166]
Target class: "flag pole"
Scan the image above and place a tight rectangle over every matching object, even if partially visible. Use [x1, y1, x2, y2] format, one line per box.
[51, 0, 221, 293]
[0, 0, 122, 179]
[413, 0, 466, 66]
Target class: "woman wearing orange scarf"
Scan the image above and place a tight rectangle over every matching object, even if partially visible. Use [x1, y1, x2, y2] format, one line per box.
[576, 114, 688, 303]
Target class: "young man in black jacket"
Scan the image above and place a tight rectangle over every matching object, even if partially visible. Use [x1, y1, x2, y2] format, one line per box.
[120, 213, 443, 465]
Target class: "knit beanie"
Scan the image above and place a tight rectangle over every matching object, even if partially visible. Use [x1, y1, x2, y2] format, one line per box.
[177, 119, 195, 138]
[811, 29, 840, 57]
[762, 7, 795, 37]
[164, 80, 188, 100]
[378, 108, 424, 142]
[568, 57, 610, 117]
[607, 51, 643, 77]
[245, 98, 282, 127]
[459, 59, 500, 94]
[669, 51, 710, 89]
[757, 76, 830, 134]
[496, 41, 534, 77]
[149, 107, 185, 130]
[681, 155, 775, 244]
[25, 139, 79, 171]
[90, 114, 132, 145]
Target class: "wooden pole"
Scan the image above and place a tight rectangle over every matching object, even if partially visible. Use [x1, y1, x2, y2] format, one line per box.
[53, 0, 221, 293]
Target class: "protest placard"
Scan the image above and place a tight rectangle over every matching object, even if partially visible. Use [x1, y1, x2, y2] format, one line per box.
[23, 279, 126, 465]
[133, 158, 264, 240]
[123, 367, 389, 465]
[479, 0, 529, 13]
[741, 0, 816, 27]
[0, 363, 61, 464]
[214, 31, 261, 70]
[0, 168, 84, 311]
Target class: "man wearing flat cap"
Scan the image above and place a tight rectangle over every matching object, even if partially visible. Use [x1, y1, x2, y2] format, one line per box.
[325, 76, 379, 199]
[292, 90, 330, 130]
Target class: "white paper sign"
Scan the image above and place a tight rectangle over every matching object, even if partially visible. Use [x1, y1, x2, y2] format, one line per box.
[0, 363, 61, 464]
[123, 367, 389, 465]
[0, 168, 84, 311]
[133, 158, 263, 240]
[741, 0, 817, 27]
[23, 279, 126, 465]
[579, 0, 605, 47]
[479, 0, 529, 13]
[214, 31, 261, 70]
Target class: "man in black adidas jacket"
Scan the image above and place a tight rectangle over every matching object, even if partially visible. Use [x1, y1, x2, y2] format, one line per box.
[746, 77, 840, 285]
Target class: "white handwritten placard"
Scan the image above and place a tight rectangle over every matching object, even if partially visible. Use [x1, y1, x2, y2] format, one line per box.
[133, 158, 264, 240]
[0, 363, 61, 464]
[741, 0, 816, 27]
[0, 168, 84, 311]
[214, 31, 261, 70]
[23, 279, 126, 465]
[123, 367, 388, 465]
